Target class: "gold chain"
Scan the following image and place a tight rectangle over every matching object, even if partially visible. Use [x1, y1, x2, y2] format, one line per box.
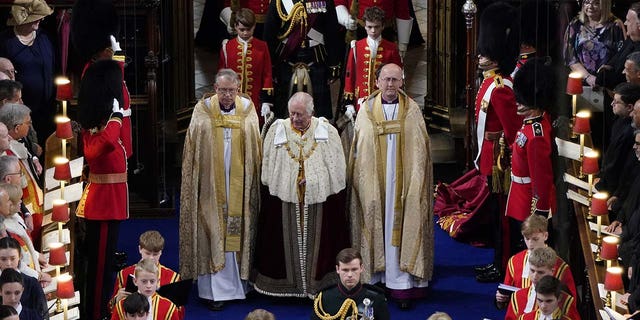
[284, 139, 318, 162]
[276, 0, 308, 40]
[313, 293, 359, 320]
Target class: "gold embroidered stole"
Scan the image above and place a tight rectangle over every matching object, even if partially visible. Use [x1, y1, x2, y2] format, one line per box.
[209, 95, 247, 252]
[367, 93, 406, 246]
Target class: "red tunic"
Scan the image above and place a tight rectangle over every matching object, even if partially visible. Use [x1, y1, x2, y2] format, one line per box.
[506, 287, 580, 320]
[218, 37, 273, 122]
[518, 309, 573, 320]
[223, 0, 270, 23]
[343, 38, 402, 106]
[110, 264, 180, 304]
[474, 70, 521, 176]
[76, 118, 128, 221]
[503, 250, 577, 296]
[111, 293, 180, 320]
[334, 0, 410, 21]
[506, 113, 555, 221]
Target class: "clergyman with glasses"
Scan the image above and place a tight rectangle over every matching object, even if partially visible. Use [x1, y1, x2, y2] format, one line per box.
[179, 68, 261, 311]
[348, 63, 433, 310]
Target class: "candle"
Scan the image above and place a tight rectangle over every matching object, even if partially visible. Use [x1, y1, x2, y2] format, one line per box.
[591, 192, 609, 216]
[583, 151, 599, 175]
[52, 199, 69, 222]
[56, 274, 75, 299]
[55, 116, 73, 140]
[48, 242, 67, 266]
[601, 236, 619, 261]
[55, 76, 72, 101]
[566, 72, 583, 95]
[573, 111, 591, 134]
[53, 157, 71, 181]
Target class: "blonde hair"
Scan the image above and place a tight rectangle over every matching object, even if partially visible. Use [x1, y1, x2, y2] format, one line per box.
[139, 230, 164, 252]
[134, 258, 159, 278]
[427, 311, 452, 320]
[528, 246, 556, 270]
[0, 182, 20, 204]
[579, 0, 613, 24]
[245, 309, 275, 320]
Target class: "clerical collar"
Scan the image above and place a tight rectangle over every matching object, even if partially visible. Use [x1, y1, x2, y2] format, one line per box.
[482, 68, 499, 79]
[220, 103, 235, 113]
[382, 97, 399, 104]
[337, 281, 363, 297]
[523, 112, 544, 124]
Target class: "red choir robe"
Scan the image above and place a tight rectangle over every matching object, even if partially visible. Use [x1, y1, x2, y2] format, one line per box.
[111, 292, 180, 320]
[503, 249, 577, 296]
[506, 286, 580, 320]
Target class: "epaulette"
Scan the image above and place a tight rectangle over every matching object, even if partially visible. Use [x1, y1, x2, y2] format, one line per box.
[493, 74, 504, 88]
[532, 122, 543, 137]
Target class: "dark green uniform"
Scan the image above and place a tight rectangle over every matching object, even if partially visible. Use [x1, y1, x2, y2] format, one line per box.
[311, 282, 390, 320]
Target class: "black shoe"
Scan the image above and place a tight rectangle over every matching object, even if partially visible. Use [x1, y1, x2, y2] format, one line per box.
[396, 299, 413, 310]
[475, 267, 502, 283]
[201, 299, 225, 311]
[474, 263, 495, 274]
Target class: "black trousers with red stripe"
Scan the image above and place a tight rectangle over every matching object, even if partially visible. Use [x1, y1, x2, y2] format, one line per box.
[80, 220, 120, 319]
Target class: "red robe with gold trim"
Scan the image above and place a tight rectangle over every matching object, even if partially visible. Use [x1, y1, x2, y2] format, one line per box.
[218, 37, 273, 124]
[518, 308, 573, 320]
[506, 287, 580, 320]
[110, 264, 180, 305]
[343, 38, 401, 107]
[223, 0, 270, 23]
[334, 0, 410, 22]
[474, 70, 521, 176]
[503, 250, 577, 296]
[76, 118, 128, 221]
[506, 113, 555, 221]
[111, 292, 180, 320]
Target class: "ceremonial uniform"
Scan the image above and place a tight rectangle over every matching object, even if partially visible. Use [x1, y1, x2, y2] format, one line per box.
[110, 263, 180, 308]
[218, 36, 274, 125]
[506, 113, 554, 221]
[474, 69, 521, 176]
[264, 0, 341, 119]
[506, 286, 580, 320]
[503, 250, 577, 296]
[343, 37, 402, 109]
[111, 293, 180, 320]
[312, 282, 390, 320]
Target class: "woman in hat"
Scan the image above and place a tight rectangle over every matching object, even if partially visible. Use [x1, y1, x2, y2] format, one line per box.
[0, 0, 55, 147]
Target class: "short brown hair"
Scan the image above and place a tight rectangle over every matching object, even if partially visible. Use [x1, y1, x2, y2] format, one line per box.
[521, 214, 548, 237]
[336, 248, 362, 265]
[233, 8, 256, 28]
[139, 230, 164, 252]
[363, 6, 385, 24]
[245, 309, 275, 320]
[528, 247, 556, 270]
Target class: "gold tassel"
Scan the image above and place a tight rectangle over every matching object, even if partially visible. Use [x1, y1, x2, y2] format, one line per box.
[503, 166, 511, 195]
[492, 165, 502, 194]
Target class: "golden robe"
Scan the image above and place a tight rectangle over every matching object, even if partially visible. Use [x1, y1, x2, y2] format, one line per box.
[348, 90, 434, 283]
[179, 94, 261, 280]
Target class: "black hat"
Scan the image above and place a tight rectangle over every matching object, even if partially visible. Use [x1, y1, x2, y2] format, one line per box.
[70, 0, 119, 62]
[515, 0, 554, 54]
[478, 2, 519, 74]
[513, 57, 556, 111]
[77, 59, 124, 129]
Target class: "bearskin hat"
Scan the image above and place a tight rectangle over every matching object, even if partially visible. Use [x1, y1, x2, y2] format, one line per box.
[77, 60, 124, 129]
[477, 2, 519, 75]
[70, 0, 119, 62]
[513, 57, 556, 111]
[515, 0, 554, 55]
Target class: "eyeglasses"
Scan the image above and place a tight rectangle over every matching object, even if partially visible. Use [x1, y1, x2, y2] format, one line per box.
[583, 0, 600, 7]
[216, 88, 237, 95]
[0, 69, 16, 77]
[4, 172, 23, 178]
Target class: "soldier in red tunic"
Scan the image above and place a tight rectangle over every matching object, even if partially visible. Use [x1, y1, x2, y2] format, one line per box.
[473, 2, 521, 283]
[342, 6, 402, 118]
[218, 8, 274, 126]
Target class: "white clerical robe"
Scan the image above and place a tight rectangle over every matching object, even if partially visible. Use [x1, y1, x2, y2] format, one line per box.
[368, 102, 429, 290]
[196, 104, 247, 302]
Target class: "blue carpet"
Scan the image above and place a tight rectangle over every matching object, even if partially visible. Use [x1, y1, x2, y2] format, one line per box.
[117, 215, 507, 319]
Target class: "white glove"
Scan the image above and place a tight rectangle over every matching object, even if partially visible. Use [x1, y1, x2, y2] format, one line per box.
[112, 98, 124, 114]
[398, 43, 408, 60]
[109, 35, 122, 52]
[261, 103, 272, 117]
[220, 7, 235, 35]
[336, 5, 357, 31]
[345, 105, 355, 120]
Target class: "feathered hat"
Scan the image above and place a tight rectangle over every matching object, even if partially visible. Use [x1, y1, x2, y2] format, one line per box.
[70, 0, 120, 62]
[77, 60, 123, 129]
[477, 2, 519, 74]
[513, 57, 556, 111]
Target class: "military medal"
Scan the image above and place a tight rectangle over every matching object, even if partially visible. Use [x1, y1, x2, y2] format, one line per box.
[516, 131, 527, 147]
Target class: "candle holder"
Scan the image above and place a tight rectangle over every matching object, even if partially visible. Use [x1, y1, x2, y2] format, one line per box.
[53, 157, 72, 181]
[604, 266, 624, 308]
[566, 72, 584, 119]
[55, 76, 72, 116]
[583, 151, 599, 198]
[601, 236, 619, 269]
[591, 192, 609, 261]
[56, 273, 74, 319]
[573, 111, 591, 178]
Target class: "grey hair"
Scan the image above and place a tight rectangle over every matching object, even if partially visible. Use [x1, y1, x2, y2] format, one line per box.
[288, 92, 314, 115]
[0, 155, 18, 180]
[0, 103, 30, 130]
[215, 68, 240, 85]
[628, 52, 640, 72]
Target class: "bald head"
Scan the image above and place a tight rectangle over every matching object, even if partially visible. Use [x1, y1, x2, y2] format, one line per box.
[0, 58, 14, 81]
[376, 63, 404, 102]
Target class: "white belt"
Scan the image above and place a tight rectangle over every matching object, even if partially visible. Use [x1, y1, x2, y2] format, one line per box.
[511, 174, 531, 184]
